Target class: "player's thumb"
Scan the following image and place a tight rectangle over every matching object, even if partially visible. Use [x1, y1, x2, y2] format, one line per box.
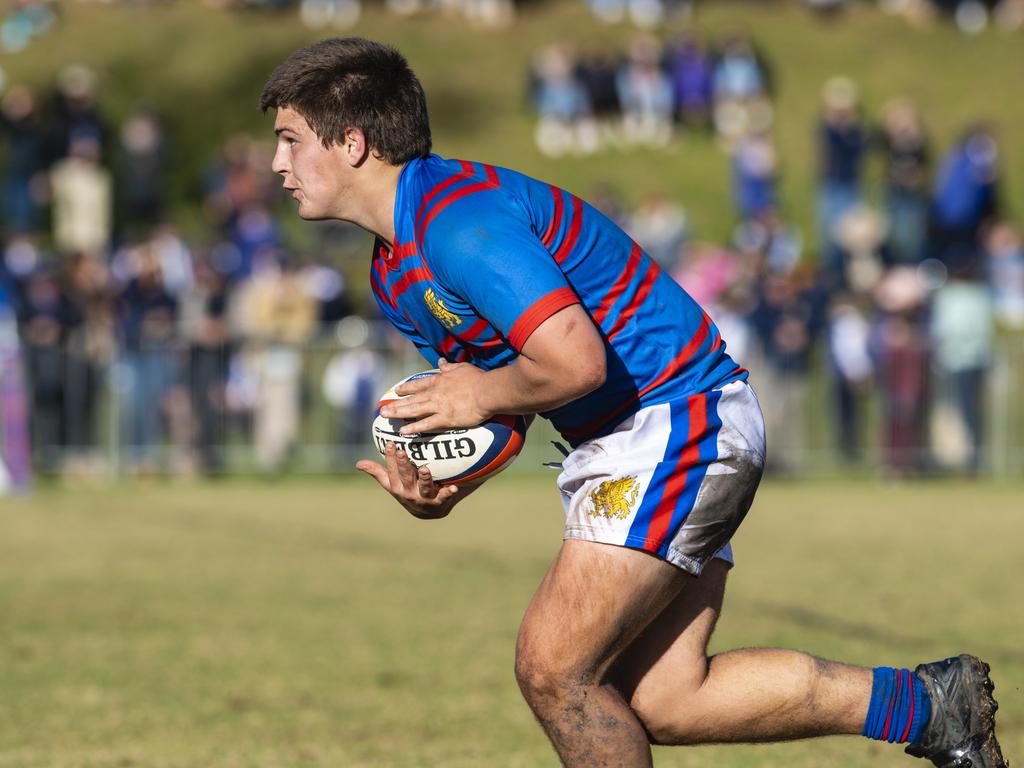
[356, 460, 390, 490]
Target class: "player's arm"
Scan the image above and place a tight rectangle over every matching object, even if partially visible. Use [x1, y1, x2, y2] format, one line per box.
[381, 303, 605, 434]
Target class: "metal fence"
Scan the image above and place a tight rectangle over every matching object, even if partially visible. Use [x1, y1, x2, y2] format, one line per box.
[1, 329, 1023, 487]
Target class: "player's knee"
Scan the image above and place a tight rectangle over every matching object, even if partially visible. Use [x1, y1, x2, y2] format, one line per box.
[514, 645, 589, 709]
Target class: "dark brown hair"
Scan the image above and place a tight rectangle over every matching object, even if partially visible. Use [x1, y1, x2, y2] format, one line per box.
[260, 38, 431, 165]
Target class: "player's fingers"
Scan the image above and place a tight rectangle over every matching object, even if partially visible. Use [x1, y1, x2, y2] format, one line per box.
[382, 442, 404, 490]
[399, 414, 448, 436]
[380, 395, 432, 420]
[355, 460, 392, 492]
[416, 465, 438, 499]
[436, 484, 460, 503]
[394, 447, 418, 488]
[395, 376, 436, 396]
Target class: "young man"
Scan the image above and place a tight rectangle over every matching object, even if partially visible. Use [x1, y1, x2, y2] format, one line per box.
[261, 38, 1005, 768]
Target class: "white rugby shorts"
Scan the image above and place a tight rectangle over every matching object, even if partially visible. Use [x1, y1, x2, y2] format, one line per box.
[556, 380, 766, 575]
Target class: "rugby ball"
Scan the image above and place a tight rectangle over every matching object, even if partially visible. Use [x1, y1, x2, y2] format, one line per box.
[371, 370, 527, 485]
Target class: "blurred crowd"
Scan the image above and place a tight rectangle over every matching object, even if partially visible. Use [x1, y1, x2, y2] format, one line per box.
[1, 34, 1023, 486]
[590, 73, 1023, 477]
[528, 32, 771, 156]
[0, 65, 399, 488]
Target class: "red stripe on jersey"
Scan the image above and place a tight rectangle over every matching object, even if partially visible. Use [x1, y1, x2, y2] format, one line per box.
[553, 195, 583, 265]
[390, 267, 434, 301]
[371, 274, 394, 310]
[593, 242, 643, 327]
[563, 314, 713, 439]
[541, 185, 564, 248]
[508, 286, 580, 351]
[606, 260, 660, 341]
[386, 241, 418, 270]
[416, 165, 500, 246]
[439, 335, 466, 362]
[457, 317, 490, 343]
[371, 258, 396, 309]
[415, 160, 475, 228]
[643, 394, 707, 553]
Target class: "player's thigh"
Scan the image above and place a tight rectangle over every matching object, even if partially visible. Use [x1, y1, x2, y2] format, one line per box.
[611, 557, 729, 707]
[516, 538, 692, 682]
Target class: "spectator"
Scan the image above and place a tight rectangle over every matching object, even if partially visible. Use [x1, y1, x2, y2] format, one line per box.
[18, 263, 74, 471]
[928, 123, 1000, 271]
[986, 222, 1024, 329]
[0, 85, 48, 234]
[877, 98, 930, 265]
[826, 293, 873, 463]
[711, 34, 772, 143]
[321, 314, 387, 467]
[232, 255, 316, 472]
[930, 262, 995, 473]
[732, 131, 779, 221]
[179, 256, 232, 474]
[873, 267, 930, 475]
[749, 268, 823, 473]
[666, 33, 713, 128]
[118, 248, 178, 474]
[49, 64, 108, 161]
[815, 76, 868, 286]
[575, 51, 621, 144]
[616, 35, 674, 147]
[50, 135, 113, 257]
[530, 46, 597, 158]
[62, 252, 113, 477]
[116, 108, 169, 240]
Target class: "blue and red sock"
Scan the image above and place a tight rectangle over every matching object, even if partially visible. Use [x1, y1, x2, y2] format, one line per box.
[862, 666, 932, 744]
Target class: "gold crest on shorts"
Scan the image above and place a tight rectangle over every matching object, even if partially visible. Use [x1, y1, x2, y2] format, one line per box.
[588, 476, 639, 520]
[424, 287, 461, 329]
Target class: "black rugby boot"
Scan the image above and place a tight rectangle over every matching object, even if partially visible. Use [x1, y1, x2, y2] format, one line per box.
[905, 654, 1007, 768]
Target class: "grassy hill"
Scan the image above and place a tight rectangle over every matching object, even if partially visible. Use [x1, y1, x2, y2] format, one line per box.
[2, 0, 1022, 243]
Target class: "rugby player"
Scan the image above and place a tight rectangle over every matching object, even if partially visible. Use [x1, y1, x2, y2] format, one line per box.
[261, 38, 1006, 768]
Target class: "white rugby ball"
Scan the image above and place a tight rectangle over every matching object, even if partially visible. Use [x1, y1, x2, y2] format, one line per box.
[371, 370, 527, 486]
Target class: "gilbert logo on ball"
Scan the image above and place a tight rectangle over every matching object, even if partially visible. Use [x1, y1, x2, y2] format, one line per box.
[372, 370, 527, 485]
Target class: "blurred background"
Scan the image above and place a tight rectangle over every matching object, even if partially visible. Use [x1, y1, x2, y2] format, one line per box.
[2, 5, 1023, 768]
[0, 0, 1022, 489]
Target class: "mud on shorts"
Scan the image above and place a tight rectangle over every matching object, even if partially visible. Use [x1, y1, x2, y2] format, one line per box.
[557, 380, 766, 576]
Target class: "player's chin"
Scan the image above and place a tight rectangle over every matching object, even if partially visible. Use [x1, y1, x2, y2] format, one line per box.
[296, 208, 334, 222]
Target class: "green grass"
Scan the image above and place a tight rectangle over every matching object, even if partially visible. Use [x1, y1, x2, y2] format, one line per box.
[1, 476, 1021, 766]
[1, 1, 1022, 242]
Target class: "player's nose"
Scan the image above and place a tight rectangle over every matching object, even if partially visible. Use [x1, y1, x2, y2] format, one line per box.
[271, 144, 289, 176]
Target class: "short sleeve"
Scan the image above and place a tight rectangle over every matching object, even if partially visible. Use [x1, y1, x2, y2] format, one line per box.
[424, 190, 580, 351]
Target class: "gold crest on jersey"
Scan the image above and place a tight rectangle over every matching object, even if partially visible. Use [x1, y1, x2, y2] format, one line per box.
[424, 287, 461, 329]
[588, 476, 640, 520]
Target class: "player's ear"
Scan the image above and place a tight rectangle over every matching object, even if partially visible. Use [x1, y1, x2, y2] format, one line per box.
[343, 127, 370, 167]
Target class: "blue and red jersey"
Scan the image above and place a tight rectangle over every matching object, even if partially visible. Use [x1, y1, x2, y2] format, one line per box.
[371, 154, 746, 446]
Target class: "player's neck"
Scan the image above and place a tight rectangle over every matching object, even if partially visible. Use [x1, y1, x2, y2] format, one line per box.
[349, 160, 403, 250]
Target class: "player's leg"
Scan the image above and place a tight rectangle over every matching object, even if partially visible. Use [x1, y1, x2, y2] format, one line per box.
[612, 554, 1007, 767]
[514, 538, 690, 768]
[612, 557, 873, 745]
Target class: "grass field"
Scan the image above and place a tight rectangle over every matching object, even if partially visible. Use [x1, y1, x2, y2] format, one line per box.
[1, 476, 1021, 767]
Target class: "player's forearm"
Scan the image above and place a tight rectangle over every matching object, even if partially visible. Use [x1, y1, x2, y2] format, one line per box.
[476, 353, 605, 416]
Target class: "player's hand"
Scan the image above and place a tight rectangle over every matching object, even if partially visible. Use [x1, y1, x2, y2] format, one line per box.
[356, 442, 461, 519]
[380, 358, 490, 435]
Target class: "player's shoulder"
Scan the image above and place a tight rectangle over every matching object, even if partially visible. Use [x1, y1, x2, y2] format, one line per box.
[410, 156, 538, 252]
